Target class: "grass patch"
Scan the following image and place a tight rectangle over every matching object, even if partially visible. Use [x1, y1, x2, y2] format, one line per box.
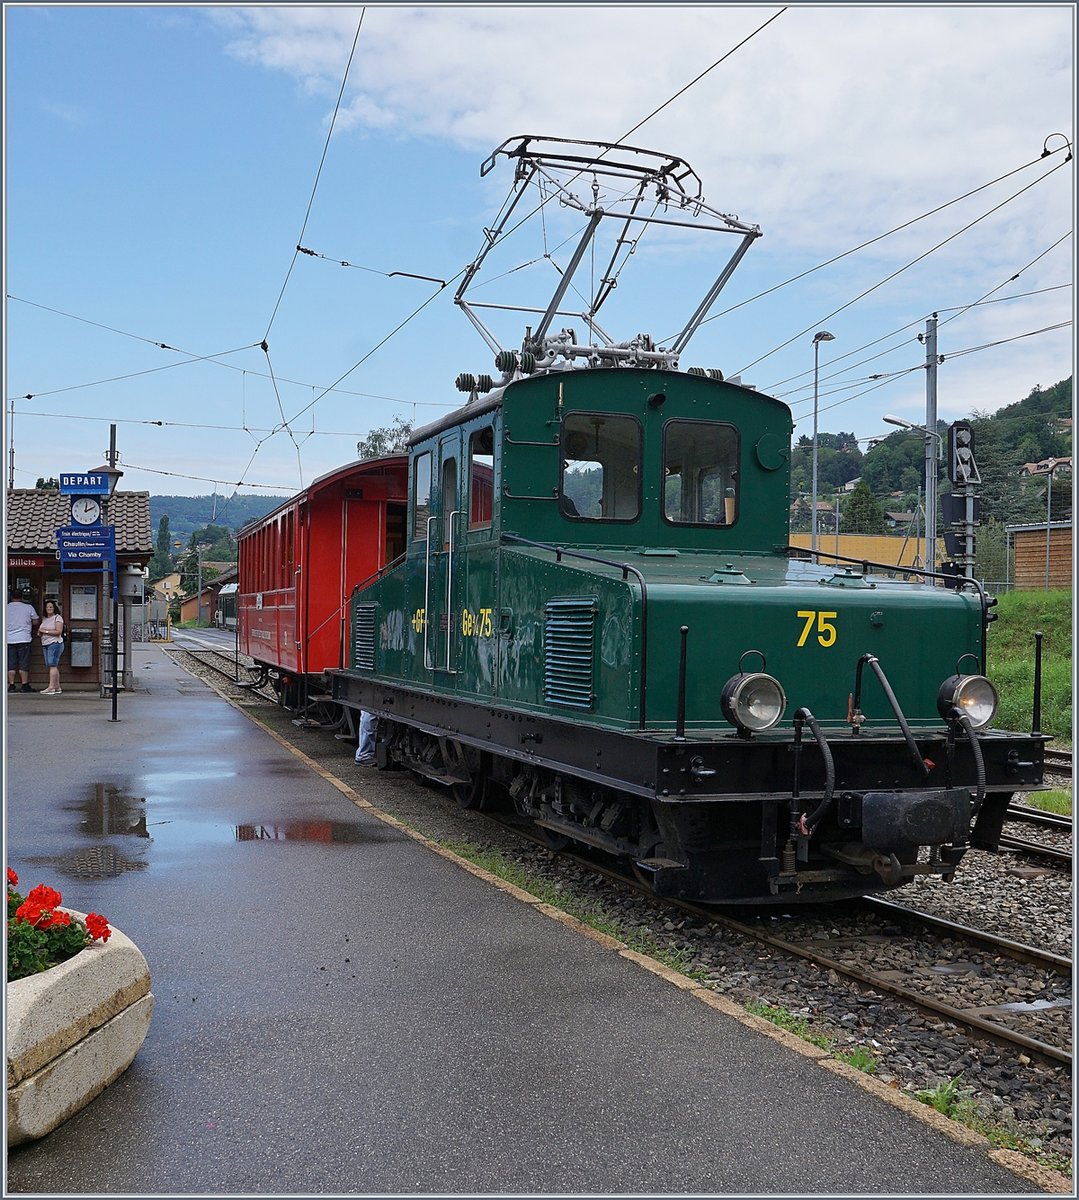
[916, 1075, 1072, 1177]
[988, 591, 1072, 747]
[1023, 789, 1072, 816]
[744, 1001, 834, 1053]
[832, 1044, 878, 1073]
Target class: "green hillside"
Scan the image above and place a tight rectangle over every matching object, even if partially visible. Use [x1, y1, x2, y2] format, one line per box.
[149, 493, 290, 545]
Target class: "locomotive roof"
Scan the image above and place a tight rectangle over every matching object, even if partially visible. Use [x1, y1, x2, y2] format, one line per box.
[408, 367, 788, 447]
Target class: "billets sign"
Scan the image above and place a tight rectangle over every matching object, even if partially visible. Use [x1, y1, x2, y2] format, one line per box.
[59, 473, 112, 495]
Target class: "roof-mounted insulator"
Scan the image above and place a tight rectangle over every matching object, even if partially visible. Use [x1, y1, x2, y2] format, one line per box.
[687, 366, 725, 380]
[455, 373, 476, 392]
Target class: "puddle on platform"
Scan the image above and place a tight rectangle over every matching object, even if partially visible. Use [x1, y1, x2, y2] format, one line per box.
[49, 784, 382, 869]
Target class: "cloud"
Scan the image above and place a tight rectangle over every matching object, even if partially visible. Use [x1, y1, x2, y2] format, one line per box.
[211, 6, 1073, 242]
[40, 100, 86, 126]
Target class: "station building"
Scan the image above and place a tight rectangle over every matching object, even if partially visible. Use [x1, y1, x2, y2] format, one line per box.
[6, 487, 152, 692]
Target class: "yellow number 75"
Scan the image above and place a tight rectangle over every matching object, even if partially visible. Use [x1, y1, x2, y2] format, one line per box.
[796, 610, 838, 648]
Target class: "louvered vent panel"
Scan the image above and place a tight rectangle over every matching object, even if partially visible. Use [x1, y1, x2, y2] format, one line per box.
[353, 605, 377, 670]
[544, 599, 596, 708]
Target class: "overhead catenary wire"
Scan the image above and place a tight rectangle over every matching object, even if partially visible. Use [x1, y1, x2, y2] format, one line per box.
[733, 156, 1071, 377]
[261, 10, 365, 344]
[685, 142, 1074, 341]
[764, 230, 1072, 395]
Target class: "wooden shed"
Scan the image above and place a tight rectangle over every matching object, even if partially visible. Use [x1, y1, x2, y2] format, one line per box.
[1006, 522, 1073, 590]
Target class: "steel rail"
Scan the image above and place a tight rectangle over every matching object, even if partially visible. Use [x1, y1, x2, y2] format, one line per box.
[996, 834, 1072, 871]
[494, 819, 1072, 1068]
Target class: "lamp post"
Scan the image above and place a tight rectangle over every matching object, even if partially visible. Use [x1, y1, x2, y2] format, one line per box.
[883, 415, 943, 575]
[811, 331, 835, 555]
[88, 425, 123, 721]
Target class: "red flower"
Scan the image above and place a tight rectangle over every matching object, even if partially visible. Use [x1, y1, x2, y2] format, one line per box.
[26, 884, 63, 910]
[41, 910, 72, 928]
[14, 900, 46, 927]
[7, 867, 18, 888]
[85, 913, 112, 942]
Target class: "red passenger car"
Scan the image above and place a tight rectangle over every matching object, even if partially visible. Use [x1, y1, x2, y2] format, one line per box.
[237, 455, 408, 706]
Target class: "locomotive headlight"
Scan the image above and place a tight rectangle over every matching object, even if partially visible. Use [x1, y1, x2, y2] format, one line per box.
[937, 674, 998, 729]
[721, 672, 786, 733]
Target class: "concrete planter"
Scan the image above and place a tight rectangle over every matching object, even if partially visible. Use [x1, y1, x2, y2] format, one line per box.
[6, 913, 153, 1146]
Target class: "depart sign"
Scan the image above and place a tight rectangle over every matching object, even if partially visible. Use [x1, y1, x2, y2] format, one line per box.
[59, 473, 111, 495]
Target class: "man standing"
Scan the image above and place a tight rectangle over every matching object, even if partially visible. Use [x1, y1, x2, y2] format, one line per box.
[7, 590, 40, 693]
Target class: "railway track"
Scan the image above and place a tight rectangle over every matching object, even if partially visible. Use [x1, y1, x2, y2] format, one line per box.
[533, 832, 1073, 1070]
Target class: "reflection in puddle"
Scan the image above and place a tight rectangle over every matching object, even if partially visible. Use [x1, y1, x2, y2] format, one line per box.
[235, 822, 370, 844]
[27, 846, 147, 880]
[77, 784, 151, 839]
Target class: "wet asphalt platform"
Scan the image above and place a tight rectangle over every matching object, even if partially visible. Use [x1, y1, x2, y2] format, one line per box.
[4, 642, 1048, 1195]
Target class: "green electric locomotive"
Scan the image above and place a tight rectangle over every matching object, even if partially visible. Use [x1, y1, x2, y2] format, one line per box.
[329, 137, 1046, 903]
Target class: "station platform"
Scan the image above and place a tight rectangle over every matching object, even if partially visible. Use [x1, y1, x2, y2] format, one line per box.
[4, 642, 1056, 1194]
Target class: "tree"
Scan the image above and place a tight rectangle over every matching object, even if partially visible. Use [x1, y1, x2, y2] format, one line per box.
[35, 477, 59, 489]
[188, 524, 235, 562]
[148, 516, 173, 580]
[357, 417, 412, 459]
[841, 481, 887, 534]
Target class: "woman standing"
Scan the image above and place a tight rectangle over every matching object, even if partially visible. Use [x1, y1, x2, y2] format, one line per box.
[38, 599, 65, 695]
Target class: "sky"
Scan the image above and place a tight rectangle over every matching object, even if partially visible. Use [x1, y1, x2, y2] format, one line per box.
[3, 3, 1075, 503]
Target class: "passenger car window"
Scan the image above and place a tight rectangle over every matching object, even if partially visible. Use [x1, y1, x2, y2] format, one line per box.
[663, 421, 739, 525]
[560, 413, 641, 521]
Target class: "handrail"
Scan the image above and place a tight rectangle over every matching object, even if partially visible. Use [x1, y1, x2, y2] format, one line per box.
[423, 516, 435, 670]
[445, 510, 461, 672]
[502, 532, 649, 729]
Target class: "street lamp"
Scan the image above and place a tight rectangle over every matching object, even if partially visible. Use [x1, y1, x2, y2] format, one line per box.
[811, 331, 835, 555]
[883, 415, 943, 574]
[1044, 462, 1062, 590]
[88, 432, 123, 721]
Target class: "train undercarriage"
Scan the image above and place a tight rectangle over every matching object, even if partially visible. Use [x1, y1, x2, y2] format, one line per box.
[327, 673, 1045, 904]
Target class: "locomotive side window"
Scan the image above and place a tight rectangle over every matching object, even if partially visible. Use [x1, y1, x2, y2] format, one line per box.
[663, 420, 739, 525]
[469, 427, 495, 528]
[412, 452, 432, 540]
[560, 413, 641, 521]
[440, 455, 457, 549]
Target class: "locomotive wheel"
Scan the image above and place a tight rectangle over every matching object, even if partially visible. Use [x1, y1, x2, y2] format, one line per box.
[450, 745, 488, 810]
[535, 825, 572, 852]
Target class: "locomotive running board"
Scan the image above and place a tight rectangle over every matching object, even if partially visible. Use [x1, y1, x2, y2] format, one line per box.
[326, 672, 1044, 804]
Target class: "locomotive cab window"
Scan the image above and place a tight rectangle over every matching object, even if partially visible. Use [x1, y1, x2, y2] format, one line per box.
[663, 420, 739, 525]
[412, 452, 431, 540]
[560, 412, 641, 521]
[469, 426, 494, 529]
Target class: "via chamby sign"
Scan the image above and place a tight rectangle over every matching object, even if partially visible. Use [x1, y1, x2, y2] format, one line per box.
[57, 525, 117, 576]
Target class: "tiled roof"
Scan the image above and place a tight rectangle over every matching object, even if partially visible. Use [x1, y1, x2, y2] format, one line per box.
[5, 489, 153, 557]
